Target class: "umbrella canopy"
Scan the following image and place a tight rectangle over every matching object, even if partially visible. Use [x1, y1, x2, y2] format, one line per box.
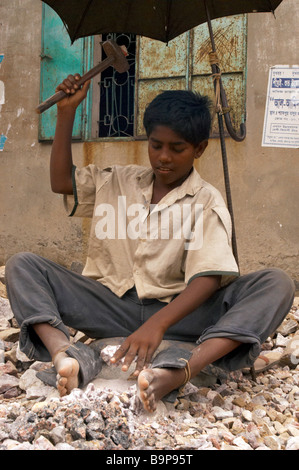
[43, 0, 284, 44]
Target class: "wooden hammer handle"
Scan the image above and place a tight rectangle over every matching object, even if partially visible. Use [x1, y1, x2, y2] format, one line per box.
[36, 55, 114, 114]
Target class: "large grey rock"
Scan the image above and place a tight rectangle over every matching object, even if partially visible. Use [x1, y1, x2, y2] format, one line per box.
[0, 374, 19, 393]
[0, 297, 13, 322]
[18, 368, 57, 399]
[286, 436, 299, 450]
[0, 266, 5, 284]
[90, 337, 218, 387]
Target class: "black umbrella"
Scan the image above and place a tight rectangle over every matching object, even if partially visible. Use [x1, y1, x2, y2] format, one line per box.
[42, 0, 283, 44]
[40, 0, 284, 265]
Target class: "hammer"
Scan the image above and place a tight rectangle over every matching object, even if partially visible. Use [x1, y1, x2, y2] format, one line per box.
[36, 40, 129, 114]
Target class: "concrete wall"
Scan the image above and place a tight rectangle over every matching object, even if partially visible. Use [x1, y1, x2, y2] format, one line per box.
[0, 0, 298, 289]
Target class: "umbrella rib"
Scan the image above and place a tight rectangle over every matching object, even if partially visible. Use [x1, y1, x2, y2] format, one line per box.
[165, 0, 172, 43]
[71, 0, 94, 42]
[268, 0, 277, 16]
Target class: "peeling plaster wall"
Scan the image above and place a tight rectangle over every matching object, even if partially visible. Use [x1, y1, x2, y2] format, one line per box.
[0, 0, 298, 290]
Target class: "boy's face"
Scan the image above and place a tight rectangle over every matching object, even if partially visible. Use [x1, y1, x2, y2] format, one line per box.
[148, 125, 207, 189]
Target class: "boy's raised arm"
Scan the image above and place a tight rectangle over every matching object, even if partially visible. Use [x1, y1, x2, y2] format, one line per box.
[50, 74, 90, 195]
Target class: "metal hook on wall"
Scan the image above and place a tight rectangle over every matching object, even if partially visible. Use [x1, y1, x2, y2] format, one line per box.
[204, 0, 246, 142]
[220, 80, 246, 142]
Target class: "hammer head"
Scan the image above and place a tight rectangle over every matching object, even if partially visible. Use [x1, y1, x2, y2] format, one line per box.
[102, 40, 130, 73]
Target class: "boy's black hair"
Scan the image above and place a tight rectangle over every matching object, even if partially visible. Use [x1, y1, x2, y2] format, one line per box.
[143, 90, 213, 146]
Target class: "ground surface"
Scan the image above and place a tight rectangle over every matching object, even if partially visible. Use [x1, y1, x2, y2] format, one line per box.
[0, 272, 299, 451]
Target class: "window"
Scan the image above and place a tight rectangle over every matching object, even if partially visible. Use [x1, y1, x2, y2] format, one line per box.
[39, 4, 247, 142]
[95, 33, 137, 139]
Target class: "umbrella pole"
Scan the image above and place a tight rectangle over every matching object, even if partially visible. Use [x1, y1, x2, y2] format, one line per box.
[203, 3, 260, 382]
[216, 110, 239, 266]
[204, 1, 239, 266]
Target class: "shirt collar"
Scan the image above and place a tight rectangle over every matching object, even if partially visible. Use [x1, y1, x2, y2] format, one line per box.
[176, 167, 203, 198]
[136, 166, 203, 206]
[136, 167, 154, 189]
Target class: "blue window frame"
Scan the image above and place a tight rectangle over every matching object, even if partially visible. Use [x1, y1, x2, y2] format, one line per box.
[38, 4, 93, 141]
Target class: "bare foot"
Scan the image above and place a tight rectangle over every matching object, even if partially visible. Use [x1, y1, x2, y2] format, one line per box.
[138, 367, 186, 412]
[53, 351, 80, 396]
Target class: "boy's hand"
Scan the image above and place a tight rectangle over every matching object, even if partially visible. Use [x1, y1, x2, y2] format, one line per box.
[111, 322, 165, 376]
[55, 74, 90, 110]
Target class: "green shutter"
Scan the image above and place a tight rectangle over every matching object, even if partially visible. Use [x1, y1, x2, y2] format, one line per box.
[38, 4, 90, 141]
[135, 15, 247, 138]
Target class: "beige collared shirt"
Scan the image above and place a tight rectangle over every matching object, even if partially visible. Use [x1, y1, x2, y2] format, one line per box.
[64, 164, 239, 302]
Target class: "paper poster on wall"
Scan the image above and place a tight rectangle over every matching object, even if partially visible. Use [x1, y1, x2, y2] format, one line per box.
[0, 54, 5, 151]
[262, 65, 299, 148]
[0, 80, 4, 105]
[0, 54, 4, 104]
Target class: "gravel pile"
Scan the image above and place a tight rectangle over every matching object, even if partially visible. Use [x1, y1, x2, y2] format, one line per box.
[1, 366, 299, 451]
[0, 266, 299, 451]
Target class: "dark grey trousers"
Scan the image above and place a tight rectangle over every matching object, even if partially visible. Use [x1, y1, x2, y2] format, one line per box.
[5, 252, 295, 371]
